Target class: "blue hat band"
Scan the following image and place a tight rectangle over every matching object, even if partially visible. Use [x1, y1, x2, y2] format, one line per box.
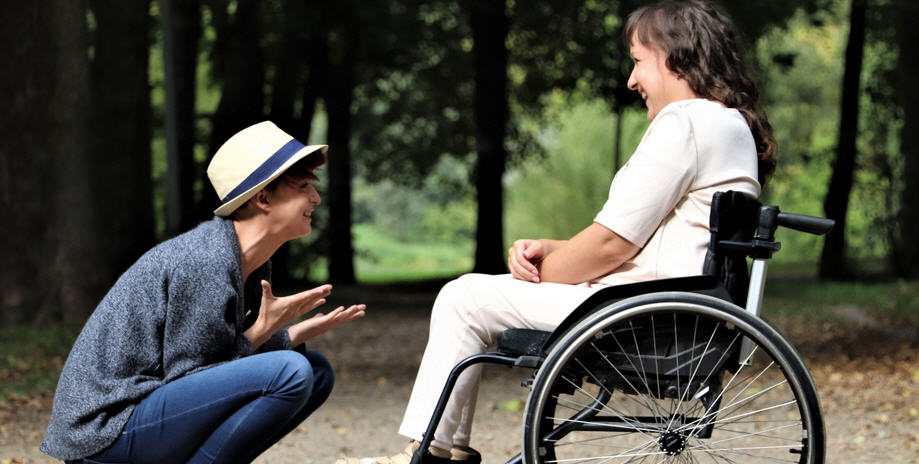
[220, 138, 306, 204]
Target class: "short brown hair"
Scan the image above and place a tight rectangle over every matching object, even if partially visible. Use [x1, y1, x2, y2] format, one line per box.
[264, 150, 327, 191]
[230, 150, 327, 219]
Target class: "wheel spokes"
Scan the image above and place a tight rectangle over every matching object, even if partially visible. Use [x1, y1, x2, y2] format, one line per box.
[532, 309, 812, 464]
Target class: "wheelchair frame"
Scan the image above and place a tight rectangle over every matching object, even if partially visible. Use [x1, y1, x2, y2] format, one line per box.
[410, 191, 834, 464]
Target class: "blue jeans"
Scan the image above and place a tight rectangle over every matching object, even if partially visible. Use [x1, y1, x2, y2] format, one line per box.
[72, 349, 333, 464]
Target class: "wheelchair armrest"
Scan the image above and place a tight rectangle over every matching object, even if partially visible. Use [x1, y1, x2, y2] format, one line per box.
[497, 328, 551, 357]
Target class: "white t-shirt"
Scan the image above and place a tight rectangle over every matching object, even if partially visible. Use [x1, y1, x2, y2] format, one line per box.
[592, 99, 760, 286]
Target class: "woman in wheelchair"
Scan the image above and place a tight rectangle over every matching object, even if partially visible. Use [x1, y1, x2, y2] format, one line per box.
[339, 1, 779, 463]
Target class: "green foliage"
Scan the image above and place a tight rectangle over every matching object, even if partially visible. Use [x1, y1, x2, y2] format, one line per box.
[343, 91, 651, 282]
[754, 0, 902, 269]
[509, 0, 631, 110]
[766, 161, 831, 264]
[353, 156, 474, 243]
[505, 93, 645, 244]
[756, 7, 843, 167]
[752, 8, 842, 265]
[348, 155, 476, 282]
[351, 0, 476, 189]
[353, 0, 645, 191]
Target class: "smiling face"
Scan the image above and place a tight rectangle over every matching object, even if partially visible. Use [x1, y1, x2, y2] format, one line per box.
[627, 33, 698, 121]
[266, 174, 321, 241]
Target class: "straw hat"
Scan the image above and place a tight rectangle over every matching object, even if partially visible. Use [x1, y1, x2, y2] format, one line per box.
[207, 121, 328, 217]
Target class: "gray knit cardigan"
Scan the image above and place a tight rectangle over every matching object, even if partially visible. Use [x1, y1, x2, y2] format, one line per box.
[41, 216, 294, 460]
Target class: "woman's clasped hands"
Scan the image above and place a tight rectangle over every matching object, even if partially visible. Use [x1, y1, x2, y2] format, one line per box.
[508, 238, 549, 283]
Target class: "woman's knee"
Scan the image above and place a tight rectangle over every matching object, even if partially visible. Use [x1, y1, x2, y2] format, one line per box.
[431, 278, 468, 326]
[303, 350, 334, 401]
[436, 274, 483, 309]
[431, 274, 510, 346]
[433, 274, 501, 319]
[262, 350, 315, 402]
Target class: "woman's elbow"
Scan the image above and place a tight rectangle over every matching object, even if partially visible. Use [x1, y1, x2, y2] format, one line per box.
[596, 231, 640, 272]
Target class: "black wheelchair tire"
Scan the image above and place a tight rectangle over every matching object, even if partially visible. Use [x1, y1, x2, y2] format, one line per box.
[522, 291, 825, 464]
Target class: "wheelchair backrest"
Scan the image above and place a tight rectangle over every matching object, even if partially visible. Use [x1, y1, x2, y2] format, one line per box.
[702, 191, 762, 305]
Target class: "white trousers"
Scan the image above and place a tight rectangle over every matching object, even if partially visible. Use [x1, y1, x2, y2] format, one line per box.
[397, 273, 602, 451]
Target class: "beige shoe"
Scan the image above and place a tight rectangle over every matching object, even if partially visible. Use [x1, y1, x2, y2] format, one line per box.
[335, 442, 453, 464]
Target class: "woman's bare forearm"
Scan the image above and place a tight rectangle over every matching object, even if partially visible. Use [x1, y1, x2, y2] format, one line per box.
[538, 223, 639, 284]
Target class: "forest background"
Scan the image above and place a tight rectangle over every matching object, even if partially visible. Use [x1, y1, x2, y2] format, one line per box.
[0, 0, 918, 397]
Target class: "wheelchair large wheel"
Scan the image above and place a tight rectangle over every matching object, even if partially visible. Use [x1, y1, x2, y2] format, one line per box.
[522, 292, 825, 463]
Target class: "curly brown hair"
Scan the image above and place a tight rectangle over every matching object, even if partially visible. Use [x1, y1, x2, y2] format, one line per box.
[625, 0, 776, 186]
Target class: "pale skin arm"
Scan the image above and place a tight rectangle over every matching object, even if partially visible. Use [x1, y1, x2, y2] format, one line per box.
[244, 281, 366, 349]
[286, 303, 366, 346]
[508, 222, 640, 285]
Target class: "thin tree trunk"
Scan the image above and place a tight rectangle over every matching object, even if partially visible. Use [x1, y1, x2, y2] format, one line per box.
[325, 60, 355, 284]
[893, 0, 919, 277]
[470, 0, 509, 275]
[162, 0, 201, 235]
[324, 59, 357, 284]
[0, 0, 101, 323]
[269, 0, 308, 135]
[819, 0, 866, 279]
[297, 34, 329, 143]
[204, 0, 263, 217]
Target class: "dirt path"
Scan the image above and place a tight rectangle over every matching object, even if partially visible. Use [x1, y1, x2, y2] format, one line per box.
[2, 284, 917, 463]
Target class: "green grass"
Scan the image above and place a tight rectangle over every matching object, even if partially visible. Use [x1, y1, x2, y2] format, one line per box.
[763, 278, 919, 324]
[306, 225, 474, 284]
[352, 223, 474, 283]
[0, 323, 80, 402]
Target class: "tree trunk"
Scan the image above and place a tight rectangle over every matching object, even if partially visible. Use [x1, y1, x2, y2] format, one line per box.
[0, 0, 102, 323]
[88, 0, 154, 277]
[892, 0, 919, 277]
[819, 0, 865, 280]
[274, 29, 330, 289]
[297, 34, 329, 143]
[204, 0, 264, 217]
[268, 0, 308, 136]
[470, 0, 509, 275]
[162, 0, 201, 236]
[324, 59, 357, 284]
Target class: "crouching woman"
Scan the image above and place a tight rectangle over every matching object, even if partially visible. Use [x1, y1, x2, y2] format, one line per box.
[41, 121, 365, 464]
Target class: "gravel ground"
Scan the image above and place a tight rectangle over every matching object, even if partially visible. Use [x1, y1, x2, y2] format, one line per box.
[2, 283, 917, 463]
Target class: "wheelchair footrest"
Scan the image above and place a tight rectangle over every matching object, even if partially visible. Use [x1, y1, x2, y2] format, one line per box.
[498, 328, 551, 357]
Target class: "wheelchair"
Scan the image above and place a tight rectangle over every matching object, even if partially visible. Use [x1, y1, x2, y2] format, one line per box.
[411, 191, 835, 464]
